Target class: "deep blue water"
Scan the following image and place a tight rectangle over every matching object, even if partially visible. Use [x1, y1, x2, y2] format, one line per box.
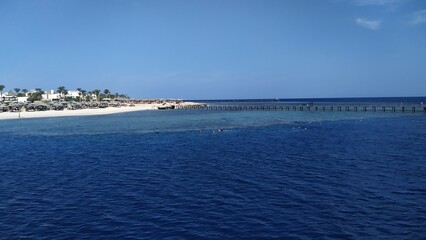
[1, 108, 425, 239]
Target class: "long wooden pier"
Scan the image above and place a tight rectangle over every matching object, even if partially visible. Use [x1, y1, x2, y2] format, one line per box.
[176, 105, 426, 113]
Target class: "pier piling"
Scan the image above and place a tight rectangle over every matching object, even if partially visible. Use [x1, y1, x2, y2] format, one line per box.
[175, 103, 423, 114]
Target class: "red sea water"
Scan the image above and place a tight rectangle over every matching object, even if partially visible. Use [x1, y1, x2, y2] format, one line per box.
[0, 102, 425, 239]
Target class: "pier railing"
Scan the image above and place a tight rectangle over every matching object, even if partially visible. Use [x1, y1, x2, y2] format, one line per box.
[175, 105, 426, 113]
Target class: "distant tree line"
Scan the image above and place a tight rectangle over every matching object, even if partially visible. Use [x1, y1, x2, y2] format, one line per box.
[0, 84, 129, 103]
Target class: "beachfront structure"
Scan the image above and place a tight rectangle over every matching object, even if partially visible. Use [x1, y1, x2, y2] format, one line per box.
[40, 90, 98, 101]
[0, 94, 17, 103]
[1, 88, 125, 103]
[42, 90, 61, 101]
[0, 90, 31, 102]
[17, 97, 28, 103]
[65, 90, 81, 99]
[41, 90, 82, 101]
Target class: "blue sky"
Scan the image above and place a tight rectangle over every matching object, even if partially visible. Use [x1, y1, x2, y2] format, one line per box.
[0, 0, 425, 99]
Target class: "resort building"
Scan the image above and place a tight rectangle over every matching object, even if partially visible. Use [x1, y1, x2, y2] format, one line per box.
[1, 89, 117, 103]
[1, 91, 18, 102]
[42, 90, 61, 101]
[65, 90, 81, 99]
[40, 90, 81, 101]
[17, 97, 28, 103]
[1, 95, 17, 103]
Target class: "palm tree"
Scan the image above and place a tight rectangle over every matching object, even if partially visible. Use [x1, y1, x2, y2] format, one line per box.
[18, 89, 28, 97]
[28, 89, 43, 102]
[80, 90, 87, 101]
[0, 85, 5, 102]
[92, 89, 101, 101]
[86, 91, 92, 101]
[103, 89, 110, 99]
[77, 88, 82, 102]
[14, 88, 21, 95]
[35, 88, 43, 95]
[57, 86, 68, 101]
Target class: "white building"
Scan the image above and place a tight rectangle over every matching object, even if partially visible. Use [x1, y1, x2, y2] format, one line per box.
[65, 90, 81, 99]
[17, 97, 28, 103]
[42, 90, 61, 101]
[1, 95, 17, 102]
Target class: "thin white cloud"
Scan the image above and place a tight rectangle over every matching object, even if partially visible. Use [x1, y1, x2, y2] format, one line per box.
[354, 0, 409, 6]
[356, 18, 382, 30]
[410, 10, 426, 24]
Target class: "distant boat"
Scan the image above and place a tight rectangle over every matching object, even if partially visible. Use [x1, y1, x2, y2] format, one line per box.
[157, 104, 175, 110]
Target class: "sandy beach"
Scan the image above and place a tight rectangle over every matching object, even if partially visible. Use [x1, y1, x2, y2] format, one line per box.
[0, 102, 202, 120]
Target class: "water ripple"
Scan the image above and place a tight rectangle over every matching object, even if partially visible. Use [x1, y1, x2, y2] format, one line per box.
[0, 113, 425, 239]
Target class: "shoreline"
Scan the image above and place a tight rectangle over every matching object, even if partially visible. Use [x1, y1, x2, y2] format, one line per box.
[0, 102, 203, 120]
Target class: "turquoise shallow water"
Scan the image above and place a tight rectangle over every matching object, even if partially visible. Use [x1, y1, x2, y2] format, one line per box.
[0, 107, 425, 239]
[0, 109, 412, 136]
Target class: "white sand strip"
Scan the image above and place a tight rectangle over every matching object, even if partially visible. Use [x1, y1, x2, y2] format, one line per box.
[0, 102, 205, 120]
[0, 105, 155, 120]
